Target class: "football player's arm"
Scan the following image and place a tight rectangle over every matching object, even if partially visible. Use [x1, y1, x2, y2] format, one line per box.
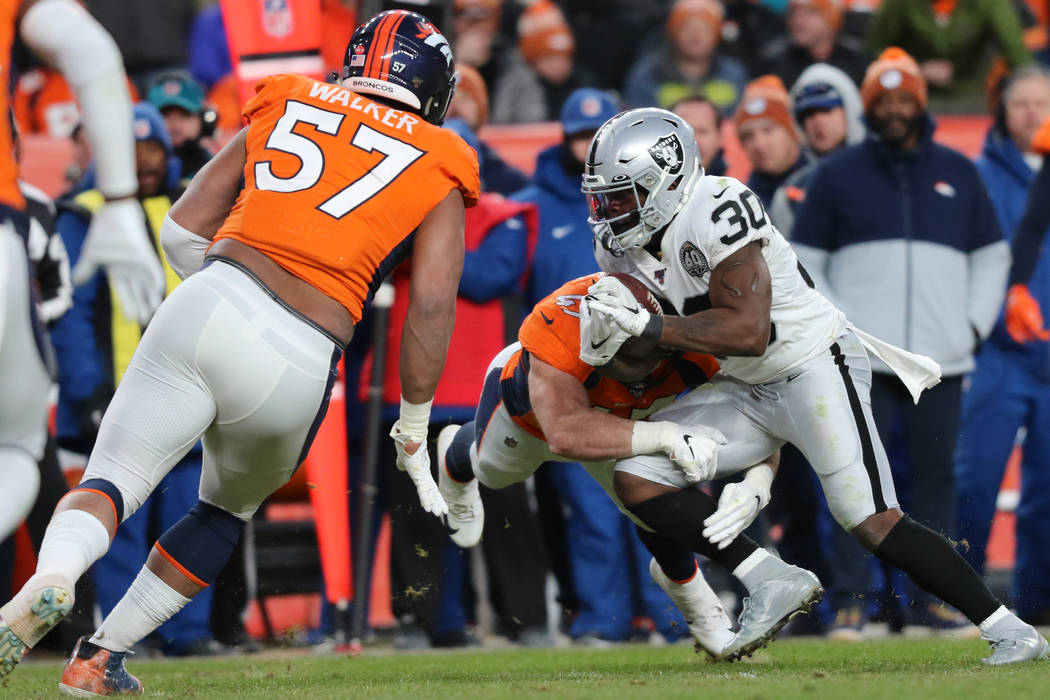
[528, 356, 634, 460]
[659, 241, 773, 357]
[163, 128, 248, 278]
[529, 356, 722, 482]
[20, 0, 165, 323]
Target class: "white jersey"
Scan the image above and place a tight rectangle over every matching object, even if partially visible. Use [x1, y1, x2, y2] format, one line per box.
[595, 174, 846, 384]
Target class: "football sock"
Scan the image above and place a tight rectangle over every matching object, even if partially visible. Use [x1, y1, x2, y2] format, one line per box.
[0, 446, 40, 540]
[731, 548, 795, 593]
[90, 566, 190, 653]
[634, 525, 698, 582]
[626, 489, 759, 573]
[873, 514, 1000, 624]
[445, 421, 476, 483]
[28, 509, 110, 592]
[0, 509, 109, 647]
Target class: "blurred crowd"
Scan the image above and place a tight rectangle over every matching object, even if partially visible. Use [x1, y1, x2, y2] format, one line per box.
[3, 0, 1050, 657]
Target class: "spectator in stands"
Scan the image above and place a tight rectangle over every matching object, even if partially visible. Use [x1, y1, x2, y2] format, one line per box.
[867, 0, 1032, 110]
[792, 48, 1011, 633]
[510, 89, 688, 645]
[13, 65, 139, 139]
[381, 120, 540, 649]
[956, 64, 1050, 625]
[50, 103, 220, 657]
[147, 72, 214, 180]
[490, 1, 592, 124]
[770, 63, 865, 235]
[721, 0, 789, 76]
[447, 65, 529, 195]
[671, 94, 729, 176]
[734, 75, 808, 207]
[83, 0, 195, 94]
[453, 0, 512, 92]
[623, 0, 748, 113]
[757, 0, 871, 87]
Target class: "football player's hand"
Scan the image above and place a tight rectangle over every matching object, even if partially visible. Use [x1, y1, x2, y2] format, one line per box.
[702, 463, 774, 549]
[584, 276, 651, 338]
[1005, 284, 1050, 343]
[390, 423, 448, 517]
[579, 294, 632, 366]
[72, 198, 165, 324]
[666, 425, 726, 485]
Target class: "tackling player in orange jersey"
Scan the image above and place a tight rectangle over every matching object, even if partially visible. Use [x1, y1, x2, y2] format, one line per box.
[434, 273, 810, 660]
[1, 10, 479, 695]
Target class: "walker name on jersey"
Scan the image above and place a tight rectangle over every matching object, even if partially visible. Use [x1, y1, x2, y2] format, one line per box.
[308, 81, 421, 133]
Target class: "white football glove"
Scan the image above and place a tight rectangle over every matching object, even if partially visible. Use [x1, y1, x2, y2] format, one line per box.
[702, 463, 774, 549]
[666, 424, 726, 485]
[579, 294, 632, 366]
[390, 422, 448, 517]
[72, 198, 165, 324]
[584, 275, 652, 338]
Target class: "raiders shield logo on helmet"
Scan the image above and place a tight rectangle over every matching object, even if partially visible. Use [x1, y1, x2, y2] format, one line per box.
[648, 134, 684, 175]
[679, 241, 709, 278]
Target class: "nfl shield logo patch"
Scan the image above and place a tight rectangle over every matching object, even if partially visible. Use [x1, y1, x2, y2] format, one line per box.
[262, 0, 293, 39]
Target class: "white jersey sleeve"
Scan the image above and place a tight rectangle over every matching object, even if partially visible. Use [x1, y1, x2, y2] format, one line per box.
[693, 176, 774, 270]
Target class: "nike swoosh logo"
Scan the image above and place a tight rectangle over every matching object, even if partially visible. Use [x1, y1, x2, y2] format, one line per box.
[540, 311, 555, 325]
[786, 373, 802, 382]
[623, 305, 640, 314]
[682, 434, 695, 457]
[713, 186, 730, 199]
[591, 336, 611, 349]
[442, 515, 460, 535]
[552, 225, 573, 239]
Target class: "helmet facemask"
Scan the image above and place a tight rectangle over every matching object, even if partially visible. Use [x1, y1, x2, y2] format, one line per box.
[585, 164, 693, 255]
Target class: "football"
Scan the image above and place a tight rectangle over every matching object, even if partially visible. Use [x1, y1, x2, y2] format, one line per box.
[595, 273, 666, 383]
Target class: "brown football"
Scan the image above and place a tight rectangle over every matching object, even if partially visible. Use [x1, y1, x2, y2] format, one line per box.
[596, 273, 666, 383]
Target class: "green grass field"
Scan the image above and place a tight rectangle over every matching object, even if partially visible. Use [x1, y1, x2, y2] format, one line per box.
[3, 637, 1048, 699]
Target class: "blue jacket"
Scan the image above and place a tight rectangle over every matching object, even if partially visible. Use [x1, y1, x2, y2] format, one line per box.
[511, 145, 598, 307]
[975, 128, 1050, 378]
[792, 116, 1010, 376]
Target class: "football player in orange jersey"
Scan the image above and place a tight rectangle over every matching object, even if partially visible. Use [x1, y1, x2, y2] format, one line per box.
[1, 10, 479, 695]
[0, 0, 165, 547]
[435, 273, 819, 661]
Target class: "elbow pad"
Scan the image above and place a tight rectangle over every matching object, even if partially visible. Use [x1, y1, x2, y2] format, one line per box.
[160, 214, 210, 280]
[21, 0, 137, 197]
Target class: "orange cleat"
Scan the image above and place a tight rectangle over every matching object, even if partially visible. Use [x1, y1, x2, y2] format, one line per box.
[58, 637, 142, 696]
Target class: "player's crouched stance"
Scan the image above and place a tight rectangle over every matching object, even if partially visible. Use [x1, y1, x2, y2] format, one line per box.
[579, 107, 1048, 665]
[0, 10, 478, 694]
[437, 272, 821, 660]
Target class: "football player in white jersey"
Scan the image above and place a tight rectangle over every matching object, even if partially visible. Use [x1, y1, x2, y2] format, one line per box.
[578, 108, 1048, 665]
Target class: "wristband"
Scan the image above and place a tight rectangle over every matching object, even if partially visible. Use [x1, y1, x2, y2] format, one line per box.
[631, 421, 677, 456]
[397, 396, 433, 441]
[640, 314, 663, 342]
[742, 462, 774, 507]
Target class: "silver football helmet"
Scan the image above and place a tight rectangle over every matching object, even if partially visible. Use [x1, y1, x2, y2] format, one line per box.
[582, 108, 702, 254]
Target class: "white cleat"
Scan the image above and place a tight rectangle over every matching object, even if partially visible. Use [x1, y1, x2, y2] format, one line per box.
[981, 622, 1050, 665]
[648, 558, 734, 660]
[0, 583, 75, 679]
[720, 564, 823, 662]
[437, 424, 484, 548]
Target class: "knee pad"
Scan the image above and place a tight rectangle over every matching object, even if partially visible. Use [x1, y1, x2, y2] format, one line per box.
[155, 500, 246, 587]
[70, 477, 126, 524]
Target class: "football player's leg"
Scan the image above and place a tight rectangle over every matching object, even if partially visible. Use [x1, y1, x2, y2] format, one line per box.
[438, 345, 523, 547]
[2, 271, 219, 680]
[793, 332, 1046, 664]
[0, 227, 48, 542]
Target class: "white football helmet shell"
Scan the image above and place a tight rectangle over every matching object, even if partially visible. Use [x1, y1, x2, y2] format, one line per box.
[581, 108, 702, 253]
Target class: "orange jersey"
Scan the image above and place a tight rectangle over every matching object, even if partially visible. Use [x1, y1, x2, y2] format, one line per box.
[214, 73, 480, 322]
[0, 0, 24, 210]
[500, 274, 720, 440]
